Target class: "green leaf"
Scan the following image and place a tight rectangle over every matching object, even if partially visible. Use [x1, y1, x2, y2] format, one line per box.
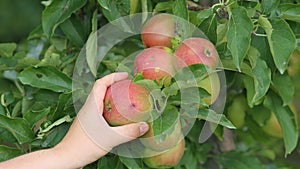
[119, 156, 143, 169]
[197, 109, 236, 129]
[226, 7, 253, 70]
[18, 66, 72, 93]
[97, 155, 125, 169]
[258, 16, 296, 74]
[196, 9, 213, 26]
[198, 13, 217, 44]
[261, 0, 280, 14]
[173, 0, 188, 20]
[98, 0, 129, 22]
[264, 91, 298, 156]
[40, 123, 70, 148]
[153, 1, 173, 12]
[220, 59, 254, 77]
[243, 76, 255, 107]
[279, 3, 300, 23]
[24, 107, 51, 127]
[86, 32, 98, 76]
[59, 16, 85, 47]
[215, 151, 266, 169]
[42, 0, 87, 38]
[0, 145, 22, 162]
[0, 114, 34, 144]
[272, 72, 294, 106]
[0, 43, 17, 57]
[152, 105, 180, 137]
[251, 59, 271, 103]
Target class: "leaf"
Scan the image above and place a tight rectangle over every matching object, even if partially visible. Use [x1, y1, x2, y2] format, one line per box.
[215, 151, 266, 169]
[226, 7, 253, 70]
[258, 16, 296, 74]
[0, 43, 17, 57]
[261, 0, 280, 14]
[18, 66, 72, 93]
[279, 3, 300, 23]
[153, 1, 173, 12]
[119, 156, 143, 169]
[0, 145, 22, 162]
[198, 13, 217, 44]
[59, 16, 85, 47]
[40, 123, 71, 148]
[220, 59, 254, 77]
[152, 105, 180, 137]
[86, 32, 98, 76]
[42, 0, 87, 38]
[24, 107, 51, 127]
[243, 76, 255, 107]
[197, 109, 236, 129]
[196, 8, 213, 26]
[247, 47, 271, 104]
[98, 0, 129, 22]
[0, 114, 34, 144]
[97, 155, 125, 169]
[264, 91, 298, 156]
[173, 0, 188, 20]
[272, 72, 294, 106]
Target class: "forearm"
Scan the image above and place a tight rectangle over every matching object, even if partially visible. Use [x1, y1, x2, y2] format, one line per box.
[0, 148, 78, 169]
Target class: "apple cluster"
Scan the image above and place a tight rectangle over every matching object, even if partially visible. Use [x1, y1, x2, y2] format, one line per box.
[102, 13, 220, 168]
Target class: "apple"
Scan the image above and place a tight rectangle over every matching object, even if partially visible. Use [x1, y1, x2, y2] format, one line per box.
[133, 47, 176, 86]
[141, 13, 174, 48]
[140, 119, 183, 152]
[262, 103, 298, 138]
[227, 94, 248, 129]
[287, 49, 300, 77]
[143, 139, 185, 169]
[198, 72, 220, 104]
[174, 37, 219, 69]
[103, 80, 153, 126]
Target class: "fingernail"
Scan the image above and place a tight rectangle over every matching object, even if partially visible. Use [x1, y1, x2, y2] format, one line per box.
[139, 122, 149, 135]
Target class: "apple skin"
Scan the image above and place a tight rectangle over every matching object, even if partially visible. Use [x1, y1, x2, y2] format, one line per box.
[174, 38, 219, 69]
[140, 119, 183, 152]
[288, 49, 300, 77]
[141, 13, 174, 48]
[103, 80, 152, 126]
[227, 94, 248, 129]
[134, 47, 175, 85]
[198, 72, 220, 104]
[262, 103, 298, 138]
[143, 139, 185, 169]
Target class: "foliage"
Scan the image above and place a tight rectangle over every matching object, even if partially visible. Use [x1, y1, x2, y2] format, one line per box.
[1, 0, 300, 168]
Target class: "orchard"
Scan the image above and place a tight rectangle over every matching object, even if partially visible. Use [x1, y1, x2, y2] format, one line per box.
[1, 0, 300, 169]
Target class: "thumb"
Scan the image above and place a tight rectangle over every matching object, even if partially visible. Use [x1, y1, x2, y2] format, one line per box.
[111, 122, 149, 145]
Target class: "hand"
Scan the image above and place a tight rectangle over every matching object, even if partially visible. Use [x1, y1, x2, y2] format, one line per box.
[0, 72, 149, 169]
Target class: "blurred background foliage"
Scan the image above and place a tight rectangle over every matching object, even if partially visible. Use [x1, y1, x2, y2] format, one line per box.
[0, 0, 43, 43]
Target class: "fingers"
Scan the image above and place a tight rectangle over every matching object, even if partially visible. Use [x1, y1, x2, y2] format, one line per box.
[111, 122, 149, 145]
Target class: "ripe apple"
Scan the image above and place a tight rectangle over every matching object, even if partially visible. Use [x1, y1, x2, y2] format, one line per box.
[198, 72, 220, 104]
[262, 103, 298, 138]
[103, 80, 153, 126]
[141, 13, 174, 48]
[227, 94, 248, 129]
[140, 119, 183, 152]
[143, 139, 185, 169]
[133, 47, 176, 86]
[174, 37, 219, 69]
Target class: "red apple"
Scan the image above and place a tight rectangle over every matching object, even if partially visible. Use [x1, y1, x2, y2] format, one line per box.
[174, 37, 219, 69]
[103, 80, 152, 126]
[141, 13, 174, 48]
[143, 139, 185, 169]
[134, 47, 176, 85]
